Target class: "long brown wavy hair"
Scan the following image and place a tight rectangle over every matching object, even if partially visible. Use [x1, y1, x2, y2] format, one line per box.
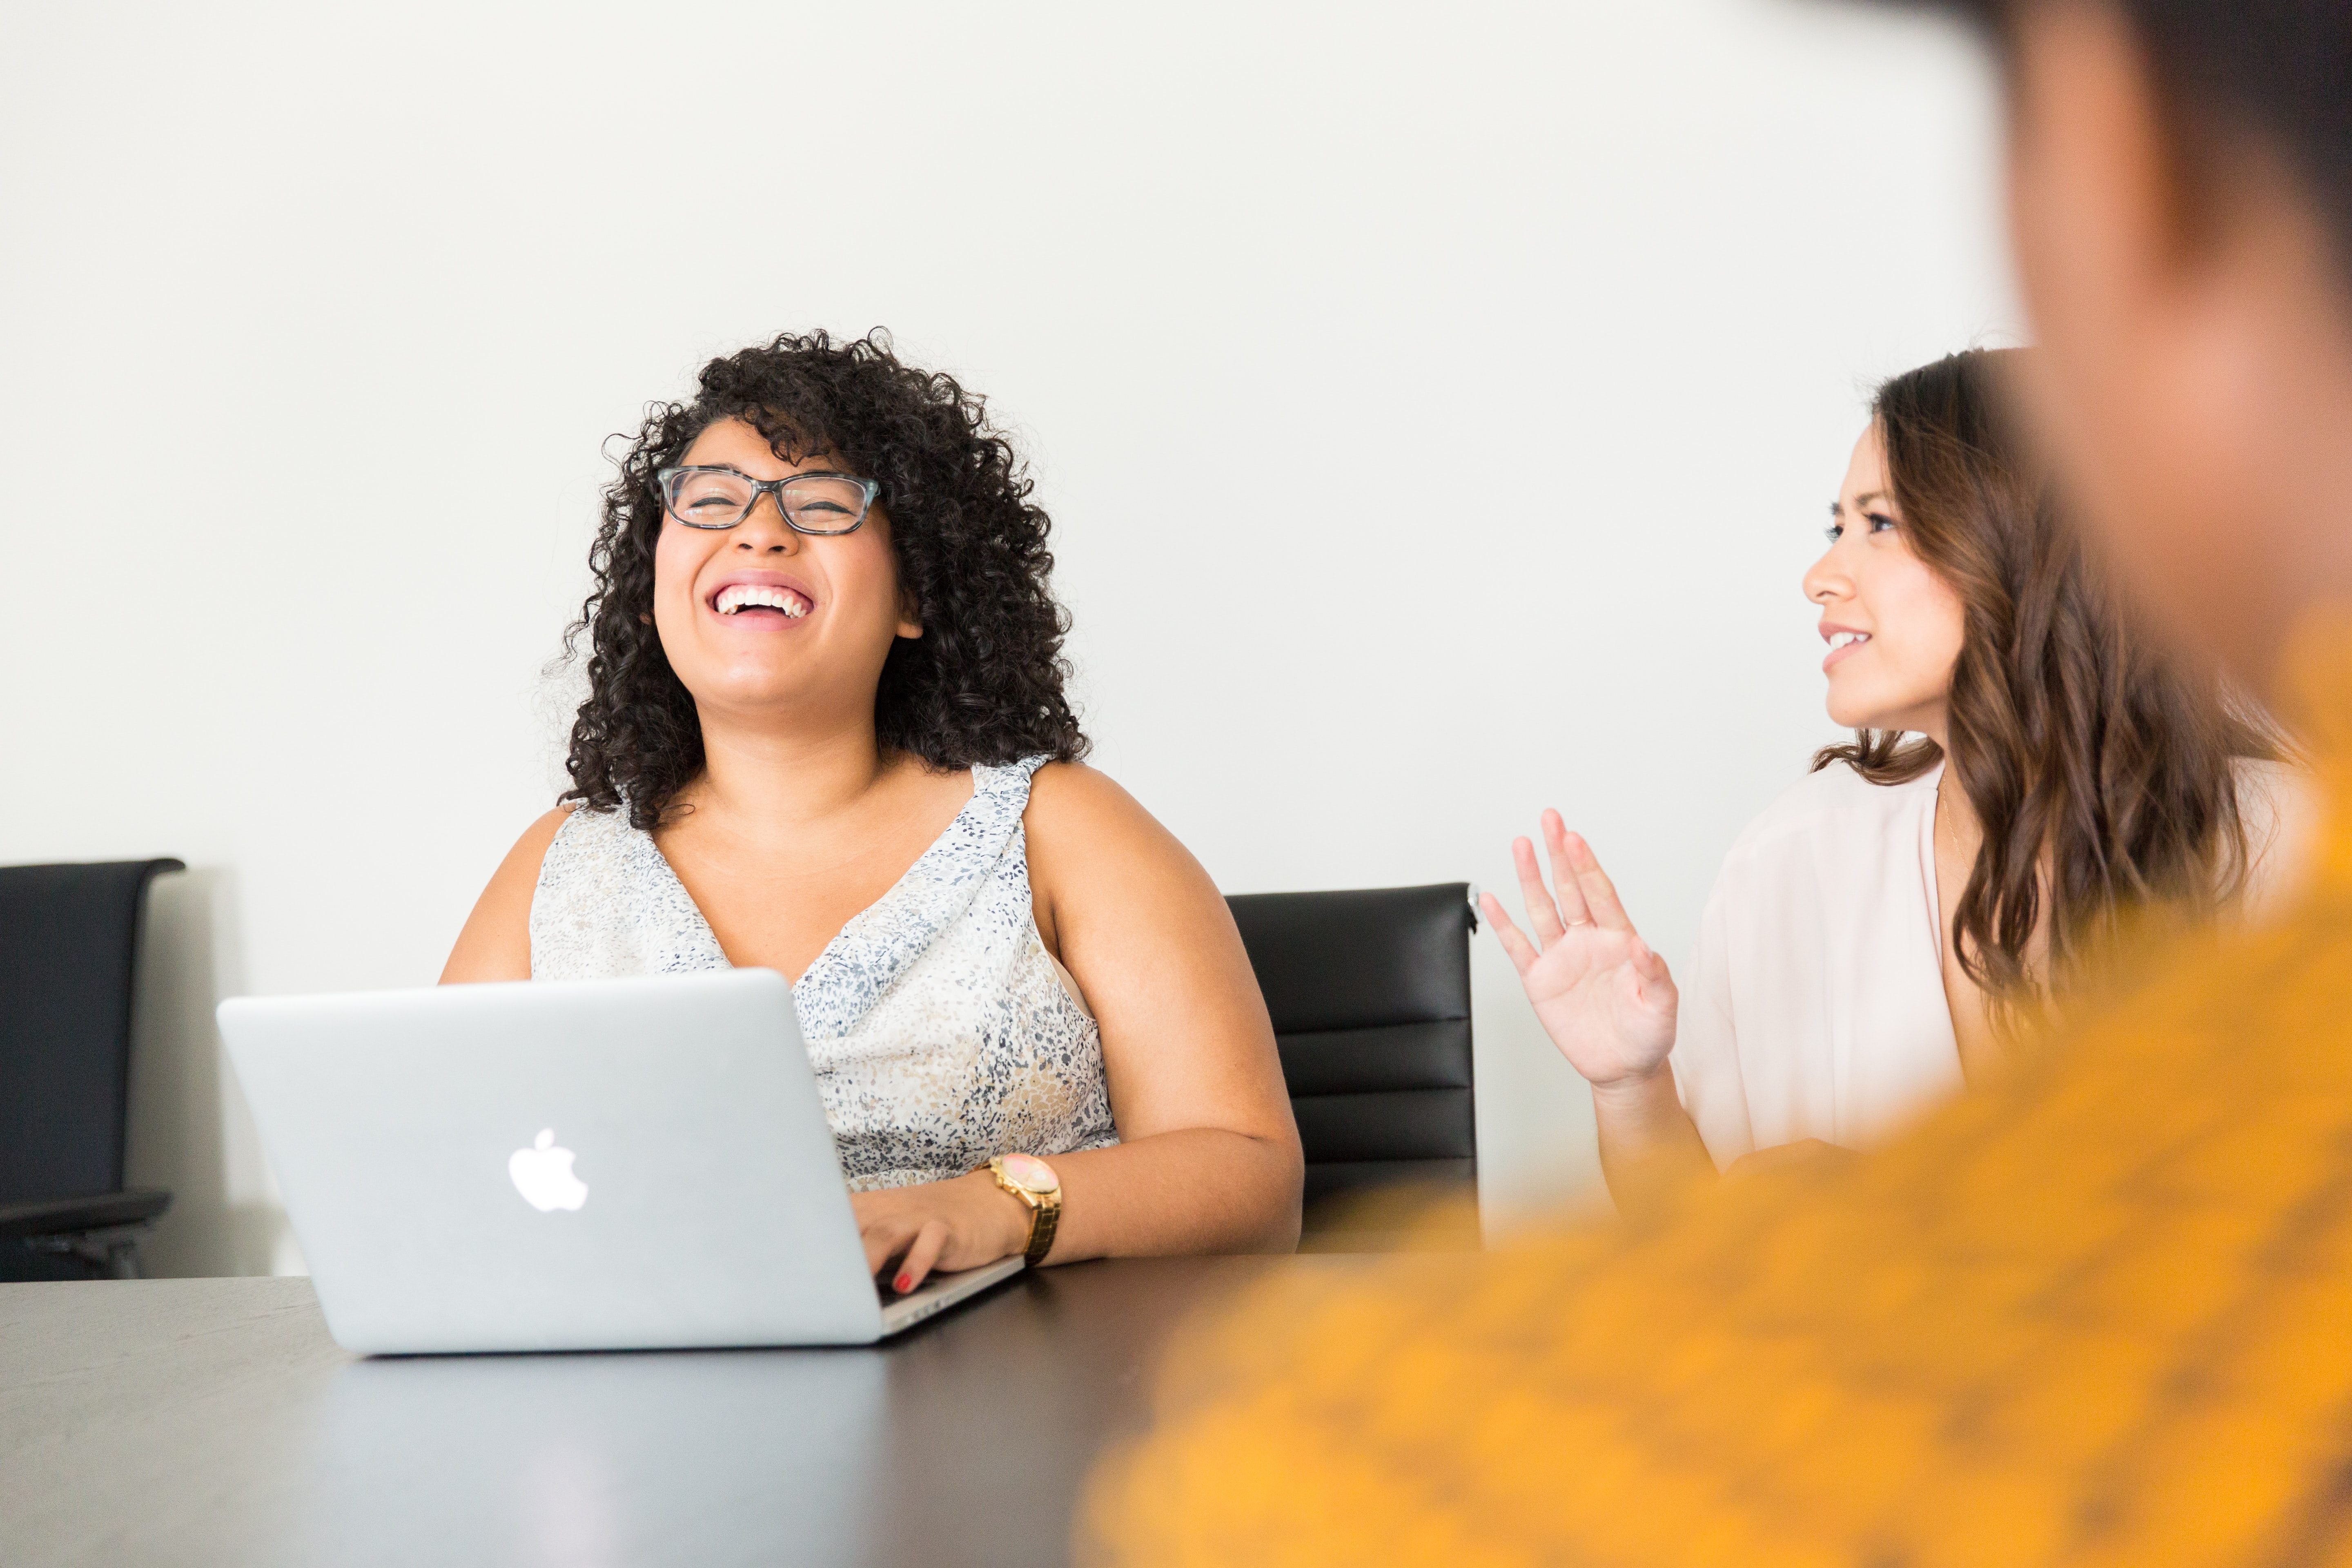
[1814, 348, 2274, 1025]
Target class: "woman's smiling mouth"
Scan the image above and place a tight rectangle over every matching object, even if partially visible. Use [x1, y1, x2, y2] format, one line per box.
[1822, 628, 1872, 670]
[706, 575, 816, 623]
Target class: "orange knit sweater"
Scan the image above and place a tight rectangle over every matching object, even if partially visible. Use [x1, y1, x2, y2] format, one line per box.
[1086, 628, 2352, 1568]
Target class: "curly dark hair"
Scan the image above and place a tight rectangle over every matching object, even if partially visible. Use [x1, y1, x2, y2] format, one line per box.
[560, 329, 1088, 829]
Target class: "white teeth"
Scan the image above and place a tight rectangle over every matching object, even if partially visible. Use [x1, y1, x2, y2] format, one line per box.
[715, 584, 809, 618]
[1829, 631, 1871, 652]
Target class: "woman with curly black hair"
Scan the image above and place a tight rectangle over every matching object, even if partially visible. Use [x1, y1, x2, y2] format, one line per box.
[443, 330, 1303, 1290]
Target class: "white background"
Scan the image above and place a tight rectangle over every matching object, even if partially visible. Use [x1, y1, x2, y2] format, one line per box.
[0, 0, 2016, 1275]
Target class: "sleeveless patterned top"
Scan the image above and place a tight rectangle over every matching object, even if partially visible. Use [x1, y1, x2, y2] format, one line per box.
[527, 756, 1118, 1190]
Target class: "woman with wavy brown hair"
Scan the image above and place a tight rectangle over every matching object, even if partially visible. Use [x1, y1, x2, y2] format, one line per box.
[1485, 347, 2301, 1215]
[442, 330, 1302, 1288]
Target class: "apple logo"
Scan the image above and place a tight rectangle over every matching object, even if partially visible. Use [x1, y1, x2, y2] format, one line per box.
[508, 1128, 589, 1212]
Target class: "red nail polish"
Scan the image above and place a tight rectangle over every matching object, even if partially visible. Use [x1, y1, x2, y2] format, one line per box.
[894, 1273, 912, 1293]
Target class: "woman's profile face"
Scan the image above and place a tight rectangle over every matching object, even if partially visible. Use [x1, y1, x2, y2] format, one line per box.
[651, 416, 921, 731]
[1802, 423, 1967, 736]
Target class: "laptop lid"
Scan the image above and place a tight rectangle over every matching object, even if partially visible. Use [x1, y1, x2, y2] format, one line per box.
[221, 969, 894, 1353]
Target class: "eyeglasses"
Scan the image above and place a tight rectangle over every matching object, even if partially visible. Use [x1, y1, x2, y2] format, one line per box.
[655, 466, 881, 535]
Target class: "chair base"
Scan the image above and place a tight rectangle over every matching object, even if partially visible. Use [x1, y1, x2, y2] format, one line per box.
[20, 1222, 155, 1279]
[0, 1189, 172, 1280]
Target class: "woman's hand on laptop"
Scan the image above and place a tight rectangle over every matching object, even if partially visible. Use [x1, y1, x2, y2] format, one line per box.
[853, 1174, 1032, 1294]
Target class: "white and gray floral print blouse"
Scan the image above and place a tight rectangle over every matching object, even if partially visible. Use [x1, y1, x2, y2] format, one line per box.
[528, 756, 1118, 1189]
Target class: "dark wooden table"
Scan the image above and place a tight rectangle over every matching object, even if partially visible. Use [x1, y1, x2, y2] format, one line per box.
[0, 1254, 1335, 1567]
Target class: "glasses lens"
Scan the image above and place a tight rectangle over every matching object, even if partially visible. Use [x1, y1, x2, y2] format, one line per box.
[666, 469, 754, 526]
[779, 476, 871, 534]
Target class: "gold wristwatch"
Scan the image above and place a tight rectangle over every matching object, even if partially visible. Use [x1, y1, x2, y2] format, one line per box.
[987, 1153, 1062, 1266]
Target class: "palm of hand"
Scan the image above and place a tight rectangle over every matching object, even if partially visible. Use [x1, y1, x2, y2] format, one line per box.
[1487, 815, 1680, 1091]
[1519, 923, 1677, 1085]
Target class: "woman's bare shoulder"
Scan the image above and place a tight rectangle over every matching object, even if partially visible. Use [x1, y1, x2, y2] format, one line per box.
[439, 805, 577, 984]
[525, 802, 579, 840]
[1025, 761, 1183, 853]
[1024, 761, 1213, 898]
[1028, 758, 1143, 817]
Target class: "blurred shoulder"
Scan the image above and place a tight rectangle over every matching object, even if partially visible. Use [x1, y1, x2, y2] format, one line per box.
[2232, 757, 2321, 920]
[2232, 755, 2309, 826]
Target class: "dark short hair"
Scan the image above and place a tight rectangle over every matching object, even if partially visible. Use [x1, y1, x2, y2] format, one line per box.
[561, 330, 1088, 829]
[1879, 2, 2352, 285]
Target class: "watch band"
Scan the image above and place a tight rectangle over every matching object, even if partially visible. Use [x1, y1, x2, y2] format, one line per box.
[1020, 1185, 1059, 1267]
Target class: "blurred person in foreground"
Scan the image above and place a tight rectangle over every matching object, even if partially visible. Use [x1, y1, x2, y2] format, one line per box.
[1085, 2, 2352, 1563]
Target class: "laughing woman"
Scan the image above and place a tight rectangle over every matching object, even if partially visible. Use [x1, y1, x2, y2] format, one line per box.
[443, 330, 1302, 1287]
[1487, 348, 2301, 1217]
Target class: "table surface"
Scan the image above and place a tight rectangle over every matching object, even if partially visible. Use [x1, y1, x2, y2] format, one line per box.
[1, 1255, 1344, 1568]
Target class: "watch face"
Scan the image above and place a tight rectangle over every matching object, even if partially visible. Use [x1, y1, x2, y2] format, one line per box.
[1000, 1152, 1060, 1195]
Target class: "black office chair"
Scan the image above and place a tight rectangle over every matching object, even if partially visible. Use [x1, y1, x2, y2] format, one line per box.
[0, 859, 183, 1280]
[1226, 882, 1479, 1251]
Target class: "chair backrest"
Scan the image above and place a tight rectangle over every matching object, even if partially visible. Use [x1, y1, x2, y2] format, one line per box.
[1225, 883, 1476, 1223]
[0, 860, 184, 1203]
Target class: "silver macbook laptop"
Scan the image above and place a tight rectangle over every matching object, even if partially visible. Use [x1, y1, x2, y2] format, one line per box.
[218, 969, 1022, 1354]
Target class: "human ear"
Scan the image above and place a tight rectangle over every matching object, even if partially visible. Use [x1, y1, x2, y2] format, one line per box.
[894, 570, 924, 639]
[871, 510, 922, 639]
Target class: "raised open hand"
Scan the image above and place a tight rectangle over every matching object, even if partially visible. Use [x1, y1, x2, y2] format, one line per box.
[1481, 811, 1678, 1089]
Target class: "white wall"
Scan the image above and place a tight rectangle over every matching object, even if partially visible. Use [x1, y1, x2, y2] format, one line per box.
[0, 0, 2016, 1274]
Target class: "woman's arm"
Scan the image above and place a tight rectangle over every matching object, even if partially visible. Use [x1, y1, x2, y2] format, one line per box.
[1589, 1070, 1715, 1218]
[1482, 811, 1714, 1218]
[853, 764, 1303, 1292]
[439, 808, 571, 984]
[1026, 762, 1304, 1258]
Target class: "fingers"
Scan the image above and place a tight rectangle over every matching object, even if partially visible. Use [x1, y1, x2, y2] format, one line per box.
[852, 1191, 922, 1277]
[1510, 835, 1566, 945]
[860, 1217, 906, 1277]
[893, 1219, 950, 1294]
[1508, 813, 1618, 944]
[1624, 936, 1678, 1016]
[1481, 892, 1540, 976]
[1555, 817, 1635, 934]
[1540, 812, 1598, 929]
